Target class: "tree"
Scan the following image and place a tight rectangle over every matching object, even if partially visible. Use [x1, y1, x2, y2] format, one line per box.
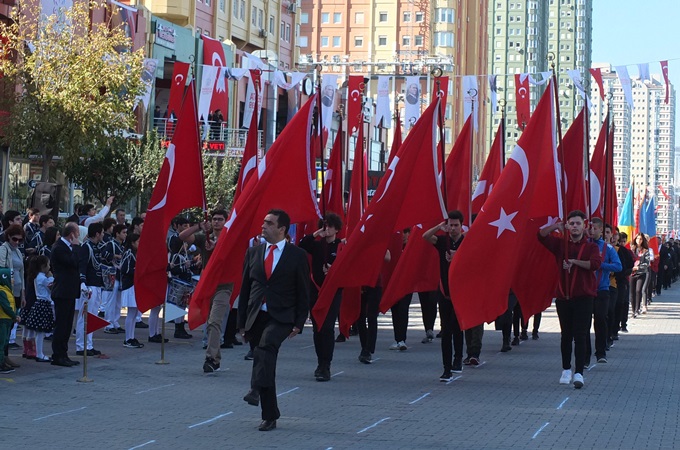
[0, 0, 146, 181]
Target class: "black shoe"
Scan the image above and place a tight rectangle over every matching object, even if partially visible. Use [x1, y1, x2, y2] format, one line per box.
[440, 369, 453, 382]
[532, 332, 539, 340]
[511, 337, 520, 346]
[174, 331, 193, 339]
[243, 389, 260, 406]
[621, 326, 629, 333]
[230, 339, 243, 346]
[314, 365, 321, 378]
[452, 359, 463, 374]
[501, 343, 512, 352]
[358, 350, 372, 364]
[258, 419, 276, 431]
[220, 342, 234, 349]
[76, 350, 85, 356]
[203, 358, 220, 373]
[135, 321, 149, 329]
[520, 331, 529, 341]
[65, 357, 80, 366]
[90, 349, 102, 356]
[7, 342, 20, 349]
[435, 331, 442, 339]
[104, 328, 119, 334]
[335, 334, 346, 342]
[116, 327, 125, 333]
[316, 366, 331, 382]
[612, 334, 619, 341]
[51, 358, 75, 367]
[148, 334, 168, 343]
[463, 356, 471, 365]
[349, 327, 358, 336]
[244, 350, 254, 360]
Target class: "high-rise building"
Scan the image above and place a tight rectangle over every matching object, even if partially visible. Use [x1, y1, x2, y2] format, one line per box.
[487, 0, 592, 156]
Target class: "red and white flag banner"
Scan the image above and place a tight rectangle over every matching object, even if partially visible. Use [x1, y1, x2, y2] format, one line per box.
[661, 60, 670, 104]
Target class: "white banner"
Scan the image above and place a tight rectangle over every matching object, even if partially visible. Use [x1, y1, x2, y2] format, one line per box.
[615, 65, 634, 109]
[244, 52, 268, 70]
[462, 75, 478, 131]
[321, 74, 338, 132]
[198, 65, 218, 137]
[242, 74, 259, 128]
[274, 70, 307, 91]
[137, 58, 157, 112]
[404, 76, 421, 131]
[488, 75, 498, 115]
[637, 63, 650, 82]
[227, 67, 248, 80]
[375, 76, 392, 129]
[567, 69, 592, 109]
[529, 71, 552, 86]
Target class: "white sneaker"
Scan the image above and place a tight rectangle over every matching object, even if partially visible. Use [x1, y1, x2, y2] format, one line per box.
[398, 341, 408, 351]
[573, 373, 584, 389]
[559, 369, 572, 385]
[389, 342, 400, 350]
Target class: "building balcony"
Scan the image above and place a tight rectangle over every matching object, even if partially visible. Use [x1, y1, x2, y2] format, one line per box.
[149, 0, 191, 24]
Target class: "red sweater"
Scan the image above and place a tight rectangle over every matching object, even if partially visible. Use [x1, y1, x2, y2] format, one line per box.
[538, 233, 602, 298]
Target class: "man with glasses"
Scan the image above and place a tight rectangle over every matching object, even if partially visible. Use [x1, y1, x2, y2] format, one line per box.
[179, 209, 234, 371]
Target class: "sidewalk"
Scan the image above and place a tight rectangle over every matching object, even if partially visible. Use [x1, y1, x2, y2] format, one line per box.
[3, 286, 680, 449]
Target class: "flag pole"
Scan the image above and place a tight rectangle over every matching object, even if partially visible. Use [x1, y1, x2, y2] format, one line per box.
[550, 55, 570, 299]
[604, 93, 614, 226]
[76, 293, 93, 383]
[583, 106, 592, 222]
[156, 301, 169, 365]
[467, 88, 478, 226]
[433, 67, 448, 213]
[499, 99, 506, 168]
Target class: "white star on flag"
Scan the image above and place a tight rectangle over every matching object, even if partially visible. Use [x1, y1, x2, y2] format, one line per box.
[489, 208, 518, 238]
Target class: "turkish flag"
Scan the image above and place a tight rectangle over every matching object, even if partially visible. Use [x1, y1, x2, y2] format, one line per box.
[515, 74, 531, 130]
[431, 76, 449, 121]
[346, 125, 367, 238]
[661, 60, 670, 104]
[233, 87, 259, 204]
[202, 35, 229, 123]
[561, 107, 587, 213]
[449, 81, 559, 330]
[387, 111, 403, 167]
[166, 61, 190, 120]
[347, 75, 364, 136]
[589, 68, 605, 101]
[189, 95, 321, 329]
[445, 116, 472, 224]
[589, 113, 610, 220]
[135, 82, 206, 313]
[86, 312, 110, 334]
[379, 225, 440, 313]
[312, 100, 447, 328]
[471, 124, 504, 214]
[322, 123, 345, 219]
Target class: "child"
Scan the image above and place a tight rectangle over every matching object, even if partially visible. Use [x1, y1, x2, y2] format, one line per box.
[120, 234, 143, 348]
[23, 256, 55, 362]
[0, 268, 21, 373]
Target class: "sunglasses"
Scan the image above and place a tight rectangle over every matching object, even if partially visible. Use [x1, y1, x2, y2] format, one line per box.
[10, 237, 23, 243]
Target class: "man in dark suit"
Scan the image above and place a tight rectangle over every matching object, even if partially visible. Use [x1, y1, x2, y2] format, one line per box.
[50, 222, 83, 367]
[238, 209, 310, 431]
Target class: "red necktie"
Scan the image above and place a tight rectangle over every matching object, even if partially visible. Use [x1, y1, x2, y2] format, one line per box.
[265, 245, 275, 279]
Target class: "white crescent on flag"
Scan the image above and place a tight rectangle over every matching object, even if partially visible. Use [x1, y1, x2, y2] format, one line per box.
[509, 146, 529, 197]
[589, 169, 601, 215]
[148, 144, 176, 212]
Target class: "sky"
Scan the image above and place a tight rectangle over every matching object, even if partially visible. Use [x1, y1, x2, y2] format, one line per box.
[592, 0, 680, 135]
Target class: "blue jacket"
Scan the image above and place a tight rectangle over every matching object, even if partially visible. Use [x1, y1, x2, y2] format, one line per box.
[594, 237, 622, 292]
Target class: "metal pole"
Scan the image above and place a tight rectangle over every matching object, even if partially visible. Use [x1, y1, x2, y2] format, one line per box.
[156, 302, 169, 365]
[77, 292, 93, 383]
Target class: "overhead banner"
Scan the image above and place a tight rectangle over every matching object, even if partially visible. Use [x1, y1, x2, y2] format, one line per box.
[320, 74, 338, 133]
[198, 65, 218, 137]
[347, 75, 364, 136]
[615, 65, 634, 109]
[404, 76, 421, 131]
[462, 75, 478, 131]
[242, 69, 262, 128]
[375, 76, 392, 129]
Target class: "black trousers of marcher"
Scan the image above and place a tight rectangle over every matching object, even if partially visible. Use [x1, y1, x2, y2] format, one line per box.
[358, 286, 380, 354]
[391, 294, 411, 343]
[556, 296, 594, 375]
[310, 284, 341, 367]
[437, 292, 463, 370]
[418, 291, 438, 332]
[52, 297, 76, 360]
[617, 281, 630, 330]
[607, 287, 618, 338]
[585, 290, 609, 363]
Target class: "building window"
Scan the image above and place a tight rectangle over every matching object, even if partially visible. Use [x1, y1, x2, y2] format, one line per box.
[299, 36, 308, 47]
[219, 0, 224, 12]
[332, 36, 341, 47]
[252, 6, 257, 25]
[286, 24, 291, 42]
[415, 12, 424, 22]
[333, 12, 341, 24]
[378, 35, 387, 46]
[435, 8, 454, 23]
[403, 11, 411, 22]
[355, 12, 364, 24]
[321, 12, 330, 24]
[270, 16, 275, 34]
[281, 20, 285, 39]
[321, 36, 329, 47]
[415, 35, 423, 46]
[379, 11, 388, 22]
[402, 35, 411, 46]
[233, 0, 238, 18]
[204, 0, 210, 6]
[240, 0, 245, 20]
[258, 9, 263, 28]
[434, 31, 454, 47]
[354, 36, 363, 47]
[300, 12, 309, 24]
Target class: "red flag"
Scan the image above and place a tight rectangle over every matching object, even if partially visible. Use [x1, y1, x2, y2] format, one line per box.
[472, 124, 503, 214]
[445, 116, 472, 224]
[85, 312, 110, 334]
[312, 100, 447, 328]
[202, 35, 229, 123]
[166, 61, 190, 120]
[659, 184, 671, 201]
[431, 76, 449, 121]
[387, 110, 402, 167]
[189, 95, 321, 329]
[606, 124, 617, 228]
[322, 124, 345, 218]
[347, 75, 364, 136]
[589, 68, 605, 101]
[135, 82, 206, 313]
[449, 81, 559, 330]
[561, 107, 587, 213]
[661, 60, 670, 104]
[379, 225, 440, 313]
[589, 113, 609, 219]
[233, 87, 259, 204]
[345, 125, 367, 238]
[515, 74, 531, 130]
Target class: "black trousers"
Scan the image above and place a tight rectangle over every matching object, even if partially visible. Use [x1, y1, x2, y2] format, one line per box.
[246, 311, 292, 421]
[586, 290, 609, 362]
[437, 292, 463, 370]
[631, 273, 647, 314]
[616, 281, 630, 330]
[418, 291, 438, 332]
[223, 307, 238, 342]
[500, 293, 518, 342]
[358, 286, 381, 354]
[391, 294, 411, 342]
[52, 297, 76, 360]
[556, 296, 593, 375]
[310, 285, 341, 366]
[607, 287, 618, 338]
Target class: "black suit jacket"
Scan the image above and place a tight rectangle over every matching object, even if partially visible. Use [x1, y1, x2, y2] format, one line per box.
[50, 239, 81, 299]
[238, 242, 310, 332]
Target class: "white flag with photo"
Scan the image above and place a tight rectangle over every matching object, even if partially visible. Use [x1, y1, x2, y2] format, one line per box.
[375, 76, 392, 128]
[320, 74, 339, 132]
[404, 76, 421, 130]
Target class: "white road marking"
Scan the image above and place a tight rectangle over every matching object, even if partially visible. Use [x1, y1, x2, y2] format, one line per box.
[409, 393, 431, 404]
[34, 406, 87, 421]
[357, 417, 390, 434]
[301, 344, 315, 349]
[331, 371, 344, 378]
[532, 422, 550, 439]
[188, 412, 233, 429]
[277, 387, 300, 397]
[135, 383, 176, 395]
[128, 440, 156, 450]
[557, 397, 570, 410]
[446, 375, 463, 385]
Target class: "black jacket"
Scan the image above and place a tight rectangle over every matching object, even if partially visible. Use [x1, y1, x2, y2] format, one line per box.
[79, 241, 104, 287]
[50, 239, 81, 299]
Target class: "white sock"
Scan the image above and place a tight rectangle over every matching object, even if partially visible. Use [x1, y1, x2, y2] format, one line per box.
[125, 308, 137, 341]
[35, 332, 45, 359]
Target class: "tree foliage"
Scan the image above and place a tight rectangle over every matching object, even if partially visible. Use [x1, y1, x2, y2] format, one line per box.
[0, 0, 146, 180]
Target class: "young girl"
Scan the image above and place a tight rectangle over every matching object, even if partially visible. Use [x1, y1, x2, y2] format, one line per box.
[631, 233, 652, 317]
[23, 256, 55, 362]
[120, 234, 143, 348]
